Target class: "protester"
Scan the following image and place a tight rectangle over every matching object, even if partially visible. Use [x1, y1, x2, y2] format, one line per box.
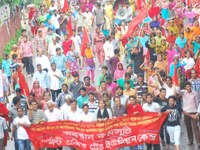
[3, 0, 200, 149]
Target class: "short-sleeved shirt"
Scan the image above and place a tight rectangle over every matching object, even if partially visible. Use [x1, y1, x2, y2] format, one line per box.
[29, 109, 47, 124]
[161, 105, 183, 126]
[0, 117, 7, 139]
[8, 106, 18, 121]
[143, 102, 160, 112]
[13, 115, 31, 140]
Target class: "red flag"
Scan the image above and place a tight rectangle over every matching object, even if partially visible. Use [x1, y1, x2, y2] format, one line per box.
[67, 17, 73, 37]
[145, 49, 150, 65]
[18, 71, 30, 97]
[195, 58, 200, 77]
[172, 66, 179, 86]
[62, 0, 69, 13]
[122, 6, 149, 46]
[137, 0, 142, 10]
[81, 27, 89, 57]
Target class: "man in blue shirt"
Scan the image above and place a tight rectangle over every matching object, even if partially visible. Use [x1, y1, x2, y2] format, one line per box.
[1, 54, 11, 82]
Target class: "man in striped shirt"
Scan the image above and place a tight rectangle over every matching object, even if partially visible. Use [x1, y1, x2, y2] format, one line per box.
[87, 92, 99, 114]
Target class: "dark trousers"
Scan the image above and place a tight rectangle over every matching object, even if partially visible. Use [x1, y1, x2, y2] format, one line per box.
[146, 144, 161, 150]
[160, 124, 170, 144]
[22, 56, 34, 75]
[14, 131, 19, 150]
[51, 89, 62, 102]
[184, 114, 200, 144]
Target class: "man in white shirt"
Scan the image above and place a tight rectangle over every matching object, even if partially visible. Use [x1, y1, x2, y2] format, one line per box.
[45, 101, 62, 122]
[63, 100, 82, 121]
[142, 93, 161, 150]
[48, 38, 63, 56]
[163, 77, 177, 98]
[83, 7, 93, 33]
[78, 104, 93, 122]
[12, 107, 31, 150]
[51, 9, 61, 35]
[49, 63, 63, 102]
[87, 92, 99, 114]
[60, 95, 72, 116]
[35, 49, 51, 72]
[70, 30, 81, 51]
[103, 35, 114, 65]
[143, 93, 160, 112]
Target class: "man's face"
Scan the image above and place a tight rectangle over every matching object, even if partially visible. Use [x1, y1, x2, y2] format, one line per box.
[185, 85, 191, 92]
[84, 78, 90, 85]
[83, 106, 89, 114]
[62, 85, 68, 92]
[32, 102, 38, 111]
[169, 98, 175, 107]
[125, 83, 130, 89]
[115, 98, 121, 107]
[138, 77, 143, 83]
[16, 92, 21, 97]
[116, 88, 123, 96]
[47, 103, 54, 112]
[129, 98, 137, 105]
[37, 65, 42, 72]
[71, 102, 77, 110]
[51, 64, 56, 71]
[166, 78, 172, 85]
[56, 50, 61, 55]
[191, 70, 197, 78]
[160, 90, 166, 98]
[80, 90, 86, 96]
[146, 96, 153, 104]
[127, 67, 132, 73]
[89, 94, 94, 101]
[74, 76, 79, 82]
[17, 109, 23, 117]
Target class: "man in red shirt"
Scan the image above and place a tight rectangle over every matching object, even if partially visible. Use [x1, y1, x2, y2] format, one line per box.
[62, 34, 73, 55]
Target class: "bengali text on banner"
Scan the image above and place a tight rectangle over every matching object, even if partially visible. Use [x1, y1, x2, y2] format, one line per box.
[25, 112, 168, 150]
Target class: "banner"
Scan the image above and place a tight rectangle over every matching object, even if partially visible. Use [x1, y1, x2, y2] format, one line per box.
[0, 70, 3, 98]
[25, 113, 168, 150]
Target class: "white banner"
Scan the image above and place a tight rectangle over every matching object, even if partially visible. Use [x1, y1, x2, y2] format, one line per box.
[0, 4, 10, 26]
[0, 70, 3, 98]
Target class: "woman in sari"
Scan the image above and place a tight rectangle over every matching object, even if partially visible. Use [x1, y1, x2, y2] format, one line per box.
[31, 81, 45, 104]
[154, 53, 168, 73]
[66, 44, 80, 75]
[113, 62, 126, 82]
[166, 44, 177, 71]
[160, 0, 171, 20]
[145, 37, 157, 62]
[140, 61, 155, 82]
[93, 27, 106, 67]
[192, 20, 200, 40]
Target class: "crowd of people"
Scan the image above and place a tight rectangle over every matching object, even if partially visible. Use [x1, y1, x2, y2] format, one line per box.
[0, 0, 200, 150]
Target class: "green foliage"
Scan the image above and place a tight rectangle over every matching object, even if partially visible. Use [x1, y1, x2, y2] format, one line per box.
[0, 29, 21, 63]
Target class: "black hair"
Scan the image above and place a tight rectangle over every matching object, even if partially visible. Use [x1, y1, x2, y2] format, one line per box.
[113, 96, 120, 102]
[84, 76, 90, 80]
[146, 93, 153, 98]
[73, 73, 79, 77]
[62, 84, 68, 88]
[116, 86, 123, 91]
[125, 81, 130, 84]
[29, 92, 35, 97]
[79, 87, 86, 92]
[159, 88, 166, 92]
[168, 96, 176, 101]
[82, 103, 89, 109]
[129, 95, 136, 100]
[37, 64, 41, 67]
[12, 54, 18, 60]
[29, 100, 38, 105]
[56, 47, 61, 51]
[15, 88, 22, 93]
[17, 107, 24, 111]
[166, 76, 172, 81]
[13, 97, 20, 105]
[114, 49, 120, 55]
[102, 66, 108, 70]
[125, 72, 131, 78]
[88, 92, 94, 96]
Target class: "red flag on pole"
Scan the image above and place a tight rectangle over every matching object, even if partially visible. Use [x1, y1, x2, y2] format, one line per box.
[81, 27, 89, 57]
[66, 17, 73, 37]
[137, 0, 142, 10]
[195, 57, 200, 77]
[122, 6, 149, 46]
[172, 66, 179, 86]
[18, 71, 30, 97]
[62, 0, 69, 13]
